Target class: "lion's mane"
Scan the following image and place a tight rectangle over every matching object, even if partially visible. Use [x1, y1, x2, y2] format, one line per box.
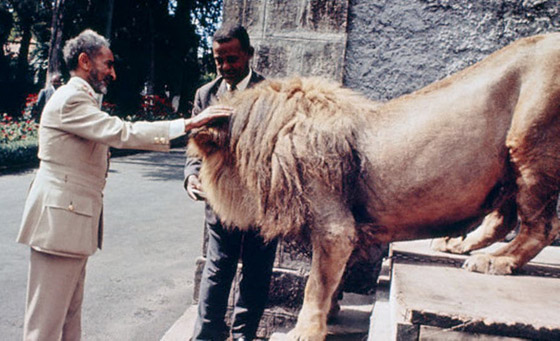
[189, 77, 379, 240]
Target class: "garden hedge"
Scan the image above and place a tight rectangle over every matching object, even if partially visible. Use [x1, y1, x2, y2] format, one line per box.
[0, 139, 39, 171]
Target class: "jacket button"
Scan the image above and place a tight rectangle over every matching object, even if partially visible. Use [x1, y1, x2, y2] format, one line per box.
[68, 204, 75, 212]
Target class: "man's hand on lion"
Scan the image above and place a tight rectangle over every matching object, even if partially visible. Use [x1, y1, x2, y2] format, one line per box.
[184, 105, 233, 132]
[186, 175, 206, 201]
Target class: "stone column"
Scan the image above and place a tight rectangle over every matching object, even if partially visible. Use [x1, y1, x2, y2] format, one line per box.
[214, 1, 358, 337]
[223, 0, 349, 81]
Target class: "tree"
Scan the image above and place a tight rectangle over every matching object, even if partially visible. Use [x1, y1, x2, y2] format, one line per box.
[0, 0, 52, 116]
[107, 0, 223, 114]
[0, 0, 223, 117]
[46, 0, 65, 83]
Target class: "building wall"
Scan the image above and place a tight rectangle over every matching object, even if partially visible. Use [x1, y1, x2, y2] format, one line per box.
[223, 0, 349, 81]
[345, 0, 560, 100]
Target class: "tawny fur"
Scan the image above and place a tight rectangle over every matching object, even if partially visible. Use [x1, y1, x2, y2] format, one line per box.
[188, 33, 560, 341]
[189, 77, 378, 240]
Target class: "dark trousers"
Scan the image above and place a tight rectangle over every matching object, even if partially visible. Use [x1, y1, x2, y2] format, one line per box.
[192, 219, 278, 340]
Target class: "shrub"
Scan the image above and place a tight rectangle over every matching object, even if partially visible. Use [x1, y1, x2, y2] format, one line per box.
[2, 93, 186, 169]
[0, 138, 39, 169]
[124, 94, 182, 122]
[0, 114, 39, 168]
[24, 93, 38, 119]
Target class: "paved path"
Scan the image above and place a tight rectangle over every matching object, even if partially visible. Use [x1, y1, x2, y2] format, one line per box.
[0, 149, 205, 341]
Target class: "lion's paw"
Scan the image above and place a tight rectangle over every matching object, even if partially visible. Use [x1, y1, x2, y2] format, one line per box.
[463, 254, 515, 275]
[284, 325, 326, 341]
[431, 237, 469, 254]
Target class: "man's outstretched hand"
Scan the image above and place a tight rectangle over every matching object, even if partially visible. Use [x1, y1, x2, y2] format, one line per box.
[184, 105, 233, 132]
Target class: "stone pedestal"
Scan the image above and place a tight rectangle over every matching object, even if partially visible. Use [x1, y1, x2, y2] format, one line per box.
[369, 240, 560, 340]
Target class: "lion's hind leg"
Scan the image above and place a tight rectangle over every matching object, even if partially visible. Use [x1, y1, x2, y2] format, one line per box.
[464, 174, 560, 274]
[287, 195, 356, 341]
[464, 197, 559, 275]
[432, 197, 517, 254]
[465, 97, 560, 274]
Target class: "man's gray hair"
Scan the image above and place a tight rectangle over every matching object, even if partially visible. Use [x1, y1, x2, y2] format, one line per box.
[63, 29, 110, 71]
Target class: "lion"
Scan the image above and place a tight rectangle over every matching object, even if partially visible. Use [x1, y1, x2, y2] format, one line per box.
[188, 33, 560, 341]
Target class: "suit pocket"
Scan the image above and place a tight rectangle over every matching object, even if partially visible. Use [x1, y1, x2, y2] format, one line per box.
[32, 188, 100, 257]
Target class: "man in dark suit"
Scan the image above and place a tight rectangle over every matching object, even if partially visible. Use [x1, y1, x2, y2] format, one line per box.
[32, 73, 63, 118]
[184, 24, 278, 341]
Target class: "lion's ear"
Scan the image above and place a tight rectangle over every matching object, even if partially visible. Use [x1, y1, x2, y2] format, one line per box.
[188, 127, 228, 157]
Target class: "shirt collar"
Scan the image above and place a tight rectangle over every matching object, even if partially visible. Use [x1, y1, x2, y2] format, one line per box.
[226, 69, 252, 92]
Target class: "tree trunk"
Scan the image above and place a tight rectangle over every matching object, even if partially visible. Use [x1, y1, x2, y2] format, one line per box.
[15, 18, 32, 84]
[47, 0, 65, 83]
[105, 0, 114, 38]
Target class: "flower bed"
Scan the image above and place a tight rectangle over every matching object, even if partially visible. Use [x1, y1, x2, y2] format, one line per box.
[1, 94, 187, 171]
[0, 114, 39, 170]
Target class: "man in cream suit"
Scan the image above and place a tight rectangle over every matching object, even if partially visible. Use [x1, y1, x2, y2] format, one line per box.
[17, 29, 230, 341]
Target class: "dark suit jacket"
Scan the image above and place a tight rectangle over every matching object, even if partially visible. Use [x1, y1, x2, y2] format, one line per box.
[184, 71, 265, 224]
[32, 85, 56, 117]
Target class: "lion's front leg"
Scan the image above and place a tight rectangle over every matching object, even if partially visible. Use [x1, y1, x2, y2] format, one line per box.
[288, 231, 354, 341]
[287, 199, 356, 341]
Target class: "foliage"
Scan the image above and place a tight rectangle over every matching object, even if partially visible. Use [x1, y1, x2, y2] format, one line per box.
[22, 93, 38, 118]
[0, 138, 38, 168]
[192, 0, 223, 73]
[0, 1, 54, 116]
[0, 112, 38, 167]
[102, 94, 182, 122]
[0, 113, 38, 144]
[135, 94, 180, 121]
[0, 0, 223, 118]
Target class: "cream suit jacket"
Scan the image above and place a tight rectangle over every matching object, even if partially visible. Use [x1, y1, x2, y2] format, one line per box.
[17, 77, 181, 258]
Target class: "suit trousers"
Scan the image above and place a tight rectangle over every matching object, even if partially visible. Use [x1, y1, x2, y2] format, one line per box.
[23, 248, 87, 341]
[192, 220, 278, 340]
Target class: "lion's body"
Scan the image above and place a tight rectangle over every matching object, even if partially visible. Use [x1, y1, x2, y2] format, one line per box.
[188, 33, 560, 340]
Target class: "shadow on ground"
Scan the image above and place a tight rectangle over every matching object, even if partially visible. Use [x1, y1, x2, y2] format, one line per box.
[109, 150, 187, 182]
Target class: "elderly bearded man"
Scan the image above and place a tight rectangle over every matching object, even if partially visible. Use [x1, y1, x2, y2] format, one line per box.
[17, 29, 230, 341]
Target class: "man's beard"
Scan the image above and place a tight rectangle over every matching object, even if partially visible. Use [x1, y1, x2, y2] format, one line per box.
[89, 69, 109, 95]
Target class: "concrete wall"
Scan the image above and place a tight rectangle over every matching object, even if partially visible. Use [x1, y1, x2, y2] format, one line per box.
[345, 0, 560, 100]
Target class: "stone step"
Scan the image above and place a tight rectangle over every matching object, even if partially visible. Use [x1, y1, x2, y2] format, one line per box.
[368, 240, 560, 340]
[160, 305, 196, 341]
[268, 293, 374, 340]
[162, 293, 374, 340]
